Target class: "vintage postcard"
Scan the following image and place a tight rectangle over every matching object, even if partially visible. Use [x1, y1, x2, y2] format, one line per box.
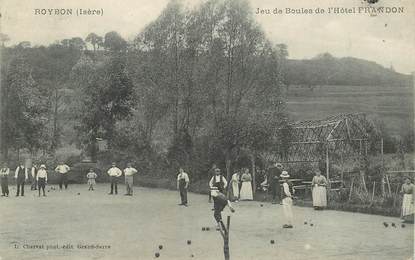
[0, 0, 414, 259]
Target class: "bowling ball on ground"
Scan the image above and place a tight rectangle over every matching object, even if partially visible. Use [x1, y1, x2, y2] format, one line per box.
[304, 221, 307, 225]
[202, 227, 206, 231]
[187, 240, 191, 245]
[155, 252, 160, 258]
[77, 193, 80, 195]
[159, 245, 163, 250]
[260, 204, 263, 207]
[270, 240, 275, 244]
[206, 227, 210, 231]
[401, 224, 406, 228]
[310, 223, 314, 226]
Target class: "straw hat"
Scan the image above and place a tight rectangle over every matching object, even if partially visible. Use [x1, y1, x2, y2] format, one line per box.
[280, 171, 290, 178]
[40, 164, 46, 169]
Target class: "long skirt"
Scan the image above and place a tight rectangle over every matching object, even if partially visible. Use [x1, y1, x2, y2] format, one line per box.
[312, 186, 327, 207]
[401, 194, 414, 222]
[231, 182, 239, 200]
[282, 197, 293, 225]
[239, 181, 253, 200]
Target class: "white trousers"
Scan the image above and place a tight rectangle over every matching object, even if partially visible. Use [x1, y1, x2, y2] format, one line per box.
[282, 197, 293, 225]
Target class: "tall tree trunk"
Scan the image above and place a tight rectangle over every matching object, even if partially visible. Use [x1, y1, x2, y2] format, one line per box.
[250, 153, 256, 197]
[225, 151, 232, 197]
[50, 86, 61, 153]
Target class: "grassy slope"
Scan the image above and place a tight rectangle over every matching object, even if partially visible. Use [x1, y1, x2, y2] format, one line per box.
[285, 85, 414, 135]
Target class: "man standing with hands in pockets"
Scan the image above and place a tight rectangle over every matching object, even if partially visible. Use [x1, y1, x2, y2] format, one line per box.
[177, 167, 189, 206]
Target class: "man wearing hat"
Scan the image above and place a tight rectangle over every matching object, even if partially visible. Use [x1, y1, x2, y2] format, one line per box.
[14, 162, 28, 197]
[177, 167, 190, 206]
[37, 164, 48, 197]
[266, 162, 283, 204]
[210, 186, 235, 231]
[107, 162, 122, 195]
[209, 168, 228, 194]
[280, 171, 294, 228]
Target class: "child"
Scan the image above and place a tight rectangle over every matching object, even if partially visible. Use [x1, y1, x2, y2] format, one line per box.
[36, 164, 48, 197]
[86, 168, 98, 191]
[211, 187, 235, 231]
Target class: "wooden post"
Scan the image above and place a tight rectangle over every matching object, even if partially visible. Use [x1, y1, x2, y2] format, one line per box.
[326, 144, 330, 187]
[223, 216, 231, 260]
[250, 154, 256, 197]
[371, 181, 376, 202]
[381, 138, 385, 197]
[348, 177, 354, 201]
[386, 174, 392, 196]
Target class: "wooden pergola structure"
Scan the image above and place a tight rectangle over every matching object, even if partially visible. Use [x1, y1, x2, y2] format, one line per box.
[276, 113, 371, 181]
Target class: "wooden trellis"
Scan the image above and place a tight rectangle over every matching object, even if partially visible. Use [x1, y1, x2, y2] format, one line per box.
[276, 113, 371, 181]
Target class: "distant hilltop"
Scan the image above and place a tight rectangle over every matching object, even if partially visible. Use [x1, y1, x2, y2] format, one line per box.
[285, 53, 412, 87]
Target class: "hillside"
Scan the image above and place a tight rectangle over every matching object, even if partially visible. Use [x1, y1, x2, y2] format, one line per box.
[285, 84, 414, 136]
[285, 53, 412, 87]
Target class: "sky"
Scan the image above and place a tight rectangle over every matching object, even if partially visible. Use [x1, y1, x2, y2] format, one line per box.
[1, 0, 414, 74]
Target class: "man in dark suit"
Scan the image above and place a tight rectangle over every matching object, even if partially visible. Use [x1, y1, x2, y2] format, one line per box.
[267, 162, 283, 204]
[14, 162, 28, 197]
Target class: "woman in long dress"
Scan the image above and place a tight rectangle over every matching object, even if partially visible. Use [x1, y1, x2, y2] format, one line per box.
[311, 169, 328, 210]
[230, 171, 240, 201]
[239, 168, 253, 200]
[281, 171, 294, 228]
[400, 177, 414, 223]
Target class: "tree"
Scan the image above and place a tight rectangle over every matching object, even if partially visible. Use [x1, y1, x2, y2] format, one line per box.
[71, 46, 135, 159]
[104, 31, 127, 52]
[1, 55, 49, 157]
[85, 33, 103, 52]
[70, 37, 86, 50]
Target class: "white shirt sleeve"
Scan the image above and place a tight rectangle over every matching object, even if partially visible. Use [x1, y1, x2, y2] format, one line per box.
[15, 167, 19, 178]
[223, 176, 228, 188]
[209, 176, 214, 188]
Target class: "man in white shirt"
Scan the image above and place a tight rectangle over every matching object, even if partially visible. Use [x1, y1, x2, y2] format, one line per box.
[14, 162, 28, 196]
[123, 163, 138, 196]
[37, 164, 48, 197]
[107, 162, 122, 195]
[177, 168, 189, 206]
[55, 162, 70, 190]
[209, 168, 228, 194]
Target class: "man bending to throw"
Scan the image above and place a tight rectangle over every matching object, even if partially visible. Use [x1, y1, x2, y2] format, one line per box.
[211, 187, 235, 231]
